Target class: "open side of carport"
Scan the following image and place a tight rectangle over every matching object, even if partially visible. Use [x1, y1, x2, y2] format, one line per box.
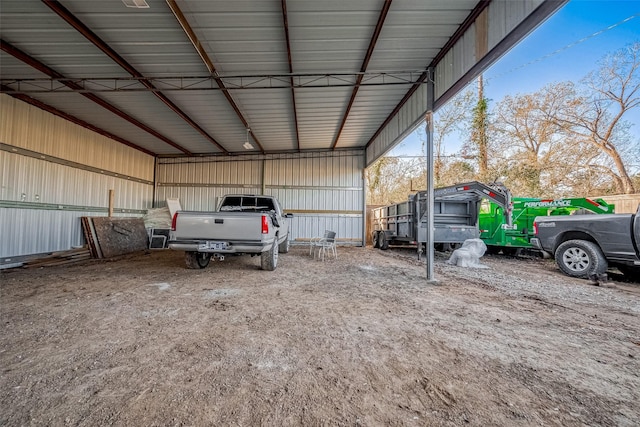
[0, 0, 567, 267]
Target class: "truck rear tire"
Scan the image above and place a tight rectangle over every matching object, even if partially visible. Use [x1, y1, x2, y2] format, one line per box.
[261, 241, 279, 271]
[378, 232, 389, 250]
[185, 251, 211, 269]
[555, 240, 607, 279]
[279, 234, 290, 253]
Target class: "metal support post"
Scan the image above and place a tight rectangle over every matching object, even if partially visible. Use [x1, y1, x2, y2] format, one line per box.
[261, 158, 266, 195]
[425, 67, 437, 282]
[362, 156, 368, 248]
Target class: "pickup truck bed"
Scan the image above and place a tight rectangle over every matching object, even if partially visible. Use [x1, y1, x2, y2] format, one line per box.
[169, 211, 276, 253]
[168, 195, 292, 270]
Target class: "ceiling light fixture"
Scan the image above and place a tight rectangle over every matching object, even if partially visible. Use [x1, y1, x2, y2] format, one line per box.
[122, 0, 149, 8]
[243, 128, 254, 150]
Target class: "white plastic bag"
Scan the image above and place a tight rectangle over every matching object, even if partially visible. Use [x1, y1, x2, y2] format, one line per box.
[447, 238, 489, 269]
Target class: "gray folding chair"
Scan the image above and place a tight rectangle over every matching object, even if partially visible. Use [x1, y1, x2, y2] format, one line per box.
[310, 230, 337, 260]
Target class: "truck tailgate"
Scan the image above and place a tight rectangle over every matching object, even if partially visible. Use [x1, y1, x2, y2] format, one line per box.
[174, 211, 266, 242]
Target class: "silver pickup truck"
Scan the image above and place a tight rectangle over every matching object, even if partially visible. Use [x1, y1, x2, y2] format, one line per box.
[168, 194, 293, 270]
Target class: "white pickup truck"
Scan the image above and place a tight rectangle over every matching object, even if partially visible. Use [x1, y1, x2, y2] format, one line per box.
[168, 194, 293, 270]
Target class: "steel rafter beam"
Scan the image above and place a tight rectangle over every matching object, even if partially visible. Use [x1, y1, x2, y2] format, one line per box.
[0, 72, 425, 92]
[331, 0, 392, 150]
[1, 84, 155, 156]
[166, 0, 265, 154]
[42, 0, 229, 155]
[1, 39, 191, 156]
[365, 0, 491, 150]
[281, 0, 301, 152]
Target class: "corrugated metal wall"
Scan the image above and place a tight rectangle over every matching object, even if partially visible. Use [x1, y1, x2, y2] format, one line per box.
[0, 95, 155, 259]
[366, 0, 547, 166]
[156, 150, 365, 244]
[0, 95, 154, 181]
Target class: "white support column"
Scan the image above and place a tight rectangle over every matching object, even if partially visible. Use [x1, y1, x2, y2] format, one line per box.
[362, 153, 367, 248]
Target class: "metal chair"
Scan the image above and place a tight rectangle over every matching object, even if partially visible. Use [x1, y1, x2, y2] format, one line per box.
[310, 230, 337, 260]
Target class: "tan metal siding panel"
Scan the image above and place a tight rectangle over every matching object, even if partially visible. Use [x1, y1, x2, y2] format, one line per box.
[0, 95, 155, 181]
[0, 208, 142, 259]
[488, 0, 544, 50]
[289, 214, 362, 243]
[155, 186, 259, 212]
[268, 188, 361, 212]
[156, 158, 262, 186]
[1, 151, 153, 210]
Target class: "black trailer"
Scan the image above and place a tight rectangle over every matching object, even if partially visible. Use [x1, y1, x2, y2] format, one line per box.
[372, 182, 511, 256]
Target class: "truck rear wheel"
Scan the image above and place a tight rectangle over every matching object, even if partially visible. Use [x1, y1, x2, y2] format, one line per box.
[185, 251, 211, 269]
[279, 234, 290, 253]
[555, 239, 607, 279]
[261, 241, 279, 271]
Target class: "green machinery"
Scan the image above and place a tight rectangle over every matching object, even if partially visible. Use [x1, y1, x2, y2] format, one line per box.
[479, 196, 615, 254]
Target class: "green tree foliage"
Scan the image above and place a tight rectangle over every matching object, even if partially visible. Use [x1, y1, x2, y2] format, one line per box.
[471, 76, 489, 182]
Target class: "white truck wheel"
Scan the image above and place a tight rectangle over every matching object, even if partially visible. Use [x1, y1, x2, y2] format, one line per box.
[555, 239, 607, 278]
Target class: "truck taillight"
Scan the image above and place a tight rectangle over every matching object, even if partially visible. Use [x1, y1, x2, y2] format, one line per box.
[171, 212, 178, 231]
[261, 215, 269, 234]
[533, 221, 538, 236]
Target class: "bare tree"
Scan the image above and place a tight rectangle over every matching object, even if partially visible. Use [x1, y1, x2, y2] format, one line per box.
[412, 89, 475, 186]
[437, 159, 476, 186]
[490, 83, 581, 196]
[368, 44, 640, 201]
[366, 156, 424, 205]
[557, 42, 640, 194]
[434, 89, 475, 185]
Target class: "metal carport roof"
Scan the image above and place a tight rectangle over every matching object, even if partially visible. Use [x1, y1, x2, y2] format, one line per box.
[1, 0, 566, 161]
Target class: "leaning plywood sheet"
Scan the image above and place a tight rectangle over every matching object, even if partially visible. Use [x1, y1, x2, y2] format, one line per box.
[90, 217, 148, 258]
[81, 217, 103, 258]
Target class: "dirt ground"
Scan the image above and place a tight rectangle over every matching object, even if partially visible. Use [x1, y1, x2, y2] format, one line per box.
[1, 245, 639, 426]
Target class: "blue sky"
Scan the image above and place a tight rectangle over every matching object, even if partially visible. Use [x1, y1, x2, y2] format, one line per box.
[390, 0, 640, 156]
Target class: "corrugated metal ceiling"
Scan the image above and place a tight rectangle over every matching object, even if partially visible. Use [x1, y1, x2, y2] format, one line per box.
[1, 0, 560, 158]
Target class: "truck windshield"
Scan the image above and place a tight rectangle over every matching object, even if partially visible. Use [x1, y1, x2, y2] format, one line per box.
[220, 196, 276, 212]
